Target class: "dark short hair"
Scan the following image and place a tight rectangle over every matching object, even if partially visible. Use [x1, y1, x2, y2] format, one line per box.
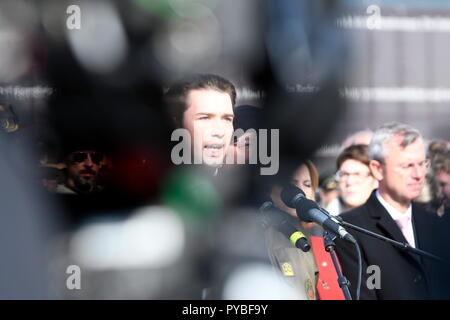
[165, 73, 236, 127]
[336, 144, 370, 170]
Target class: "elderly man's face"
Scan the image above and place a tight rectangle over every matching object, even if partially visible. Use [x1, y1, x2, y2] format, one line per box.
[66, 150, 104, 193]
[374, 136, 427, 205]
[182, 89, 234, 167]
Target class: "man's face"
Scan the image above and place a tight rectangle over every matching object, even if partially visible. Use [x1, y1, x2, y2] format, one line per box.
[437, 170, 450, 207]
[182, 89, 234, 167]
[373, 135, 427, 205]
[66, 150, 104, 193]
[337, 159, 377, 209]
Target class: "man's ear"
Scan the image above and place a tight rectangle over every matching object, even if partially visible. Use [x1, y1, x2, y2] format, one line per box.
[369, 160, 384, 181]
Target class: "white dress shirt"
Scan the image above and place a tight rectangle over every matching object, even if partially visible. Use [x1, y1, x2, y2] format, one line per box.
[376, 190, 416, 248]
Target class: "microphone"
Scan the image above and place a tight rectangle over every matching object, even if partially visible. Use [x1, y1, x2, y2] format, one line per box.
[280, 185, 356, 244]
[259, 201, 311, 252]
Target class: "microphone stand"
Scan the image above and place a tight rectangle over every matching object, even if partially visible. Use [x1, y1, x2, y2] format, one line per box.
[323, 231, 353, 300]
[332, 215, 444, 263]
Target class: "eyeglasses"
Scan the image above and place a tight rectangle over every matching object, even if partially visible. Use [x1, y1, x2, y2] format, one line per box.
[70, 152, 104, 164]
[396, 159, 430, 173]
[336, 170, 371, 182]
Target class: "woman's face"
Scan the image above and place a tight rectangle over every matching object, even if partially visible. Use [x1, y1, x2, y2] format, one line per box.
[271, 164, 315, 218]
[337, 159, 378, 209]
[292, 164, 315, 201]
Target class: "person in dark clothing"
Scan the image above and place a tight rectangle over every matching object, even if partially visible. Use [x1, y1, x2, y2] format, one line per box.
[335, 122, 449, 299]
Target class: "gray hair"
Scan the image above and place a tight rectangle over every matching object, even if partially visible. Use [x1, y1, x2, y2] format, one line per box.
[368, 122, 422, 163]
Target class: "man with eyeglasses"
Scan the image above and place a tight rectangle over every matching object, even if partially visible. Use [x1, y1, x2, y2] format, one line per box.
[47, 145, 115, 228]
[335, 122, 447, 299]
[57, 149, 108, 195]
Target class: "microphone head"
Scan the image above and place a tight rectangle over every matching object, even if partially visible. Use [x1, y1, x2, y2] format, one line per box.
[281, 184, 305, 208]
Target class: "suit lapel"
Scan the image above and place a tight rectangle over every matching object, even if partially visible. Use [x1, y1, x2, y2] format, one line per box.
[366, 192, 408, 244]
[410, 204, 428, 251]
[366, 191, 423, 267]
[410, 204, 437, 263]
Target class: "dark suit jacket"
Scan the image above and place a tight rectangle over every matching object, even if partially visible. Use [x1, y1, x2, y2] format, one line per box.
[335, 190, 449, 300]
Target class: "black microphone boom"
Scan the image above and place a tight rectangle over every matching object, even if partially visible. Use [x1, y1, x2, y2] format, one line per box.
[259, 201, 311, 252]
[280, 185, 356, 244]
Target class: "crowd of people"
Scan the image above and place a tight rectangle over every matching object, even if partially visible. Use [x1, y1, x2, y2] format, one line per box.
[33, 73, 450, 300]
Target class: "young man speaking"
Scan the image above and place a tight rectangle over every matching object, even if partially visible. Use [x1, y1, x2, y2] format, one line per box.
[166, 74, 236, 172]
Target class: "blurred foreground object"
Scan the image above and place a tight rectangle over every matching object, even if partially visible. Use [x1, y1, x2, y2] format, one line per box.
[0, 135, 55, 299]
[0, 104, 19, 133]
